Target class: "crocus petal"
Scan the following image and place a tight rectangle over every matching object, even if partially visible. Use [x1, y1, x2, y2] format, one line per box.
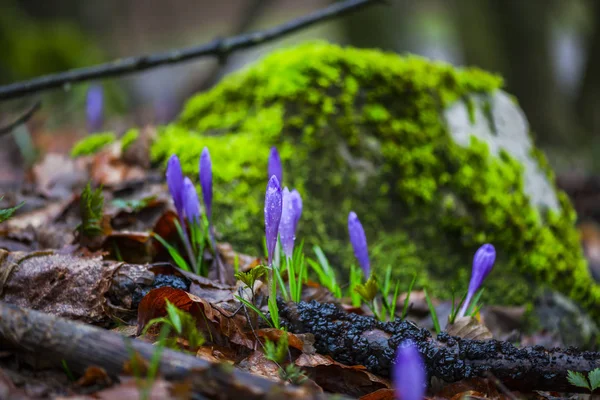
[166, 155, 185, 221]
[268, 147, 283, 185]
[199, 147, 213, 222]
[264, 175, 283, 266]
[290, 189, 303, 234]
[348, 211, 370, 277]
[183, 177, 201, 224]
[279, 188, 294, 258]
[393, 340, 426, 400]
[86, 85, 103, 132]
[458, 243, 496, 317]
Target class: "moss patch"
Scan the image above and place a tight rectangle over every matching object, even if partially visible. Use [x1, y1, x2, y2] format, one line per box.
[71, 132, 115, 157]
[150, 41, 597, 318]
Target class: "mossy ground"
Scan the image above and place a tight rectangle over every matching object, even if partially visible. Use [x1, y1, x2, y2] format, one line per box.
[71, 132, 115, 157]
[78, 41, 600, 319]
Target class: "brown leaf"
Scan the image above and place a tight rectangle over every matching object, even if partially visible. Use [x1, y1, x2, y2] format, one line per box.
[436, 378, 503, 399]
[136, 287, 255, 349]
[0, 250, 120, 325]
[446, 316, 493, 340]
[237, 351, 282, 382]
[295, 353, 391, 397]
[32, 153, 88, 199]
[359, 388, 396, 400]
[76, 366, 112, 387]
[256, 328, 316, 354]
[90, 144, 147, 187]
[102, 231, 154, 264]
[149, 264, 234, 304]
[216, 242, 260, 272]
[93, 377, 186, 400]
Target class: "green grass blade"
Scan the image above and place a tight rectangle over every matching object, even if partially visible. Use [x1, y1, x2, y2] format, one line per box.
[152, 233, 190, 271]
[235, 295, 273, 328]
[401, 273, 417, 320]
[424, 288, 441, 335]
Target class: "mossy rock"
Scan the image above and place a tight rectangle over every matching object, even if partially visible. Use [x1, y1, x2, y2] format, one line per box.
[144, 41, 599, 319]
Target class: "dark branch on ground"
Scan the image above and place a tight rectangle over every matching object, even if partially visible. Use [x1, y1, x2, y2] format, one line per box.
[278, 299, 600, 394]
[0, 100, 41, 135]
[0, 0, 381, 102]
[0, 301, 336, 400]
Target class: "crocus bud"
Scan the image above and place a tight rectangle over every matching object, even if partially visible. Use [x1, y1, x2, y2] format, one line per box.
[268, 146, 283, 185]
[264, 175, 283, 266]
[279, 188, 303, 258]
[348, 211, 370, 277]
[183, 177, 201, 224]
[199, 147, 213, 222]
[166, 155, 185, 222]
[458, 243, 496, 317]
[393, 340, 426, 400]
[86, 85, 103, 132]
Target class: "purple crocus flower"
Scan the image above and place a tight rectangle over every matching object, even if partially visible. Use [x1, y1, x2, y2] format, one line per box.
[86, 85, 103, 132]
[199, 147, 213, 222]
[348, 211, 370, 277]
[268, 147, 283, 185]
[393, 340, 426, 400]
[279, 188, 303, 258]
[183, 177, 201, 224]
[264, 175, 283, 266]
[166, 155, 185, 224]
[458, 243, 496, 317]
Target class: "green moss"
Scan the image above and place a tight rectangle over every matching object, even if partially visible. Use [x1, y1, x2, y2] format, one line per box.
[151, 41, 599, 319]
[121, 129, 139, 152]
[71, 132, 115, 157]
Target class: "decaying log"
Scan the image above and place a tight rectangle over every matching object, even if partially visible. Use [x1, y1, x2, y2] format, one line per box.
[0, 301, 330, 400]
[278, 300, 600, 393]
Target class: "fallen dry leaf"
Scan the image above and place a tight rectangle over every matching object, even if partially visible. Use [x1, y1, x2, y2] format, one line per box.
[295, 353, 391, 397]
[76, 366, 112, 387]
[359, 388, 395, 400]
[136, 287, 255, 349]
[237, 350, 282, 382]
[256, 328, 316, 354]
[0, 250, 120, 324]
[446, 316, 493, 340]
[435, 378, 504, 400]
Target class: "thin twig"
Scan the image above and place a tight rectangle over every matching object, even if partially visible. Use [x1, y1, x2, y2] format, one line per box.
[485, 371, 519, 400]
[0, 0, 381, 102]
[0, 100, 41, 135]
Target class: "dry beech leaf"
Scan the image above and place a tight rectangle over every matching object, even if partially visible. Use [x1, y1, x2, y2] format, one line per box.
[295, 353, 390, 397]
[446, 316, 493, 340]
[436, 378, 504, 400]
[92, 377, 186, 400]
[76, 366, 112, 387]
[136, 287, 255, 349]
[359, 388, 396, 400]
[0, 250, 120, 325]
[256, 328, 316, 354]
[149, 264, 234, 304]
[238, 351, 282, 382]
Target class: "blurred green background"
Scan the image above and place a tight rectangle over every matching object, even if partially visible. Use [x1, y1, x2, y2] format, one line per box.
[1, 0, 599, 172]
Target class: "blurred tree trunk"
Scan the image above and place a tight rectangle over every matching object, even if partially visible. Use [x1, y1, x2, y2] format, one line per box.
[453, 0, 586, 149]
[577, 0, 600, 137]
[340, 0, 416, 52]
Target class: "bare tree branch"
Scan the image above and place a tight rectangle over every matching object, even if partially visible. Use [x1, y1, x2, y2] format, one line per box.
[0, 0, 381, 102]
[0, 100, 41, 136]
